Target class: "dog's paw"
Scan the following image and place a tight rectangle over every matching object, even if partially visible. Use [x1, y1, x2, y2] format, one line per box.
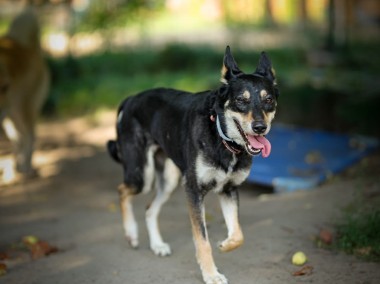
[0, 165, 39, 186]
[203, 272, 228, 284]
[218, 237, 243, 252]
[151, 242, 171, 257]
[126, 235, 139, 249]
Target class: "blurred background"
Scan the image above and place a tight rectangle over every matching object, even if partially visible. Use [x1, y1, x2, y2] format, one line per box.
[0, 1, 380, 269]
[1, 0, 380, 136]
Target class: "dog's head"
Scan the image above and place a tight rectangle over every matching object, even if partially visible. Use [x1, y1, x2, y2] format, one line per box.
[215, 46, 279, 157]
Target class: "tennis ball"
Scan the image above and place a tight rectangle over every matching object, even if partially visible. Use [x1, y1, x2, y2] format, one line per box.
[292, 251, 307, 266]
[23, 235, 39, 245]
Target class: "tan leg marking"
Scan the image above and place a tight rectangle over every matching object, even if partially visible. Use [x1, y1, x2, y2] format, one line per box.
[218, 194, 244, 253]
[188, 202, 228, 284]
[118, 183, 139, 248]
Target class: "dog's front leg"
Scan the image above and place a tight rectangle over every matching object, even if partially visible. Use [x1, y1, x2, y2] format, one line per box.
[218, 188, 244, 252]
[186, 188, 228, 284]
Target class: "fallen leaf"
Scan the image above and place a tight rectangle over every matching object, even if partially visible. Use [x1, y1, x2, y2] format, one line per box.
[0, 263, 7, 276]
[28, 241, 58, 260]
[319, 229, 333, 245]
[0, 252, 9, 261]
[355, 247, 372, 257]
[292, 265, 314, 276]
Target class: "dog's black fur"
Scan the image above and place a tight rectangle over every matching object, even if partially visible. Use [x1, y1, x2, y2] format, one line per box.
[107, 46, 278, 284]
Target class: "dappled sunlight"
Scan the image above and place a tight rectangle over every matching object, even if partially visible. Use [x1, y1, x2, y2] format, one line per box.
[69, 31, 105, 56]
[37, 0, 356, 57]
[38, 111, 116, 147]
[33, 146, 97, 179]
[1, 111, 116, 187]
[3, 0, 379, 58]
[0, 141, 99, 187]
[44, 32, 70, 57]
[43, 31, 105, 57]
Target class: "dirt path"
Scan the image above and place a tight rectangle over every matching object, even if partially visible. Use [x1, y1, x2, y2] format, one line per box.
[0, 113, 379, 284]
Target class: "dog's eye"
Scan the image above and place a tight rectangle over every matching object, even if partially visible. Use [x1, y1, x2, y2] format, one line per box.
[235, 97, 248, 104]
[265, 97, 273, 104]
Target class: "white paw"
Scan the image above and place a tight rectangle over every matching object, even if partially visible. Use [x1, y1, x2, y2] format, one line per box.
[151, 242, 171, 256]
[204, 272, 228, 284]
[126, 235, 139, 248]
[124, 221, 139, 248]
[218, 236, 243, 252]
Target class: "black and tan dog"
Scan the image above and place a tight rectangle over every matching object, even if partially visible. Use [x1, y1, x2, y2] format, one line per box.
[107, 46, 279, 284]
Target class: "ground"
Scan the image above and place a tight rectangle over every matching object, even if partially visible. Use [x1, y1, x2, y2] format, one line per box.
[0, 112, 379, 284]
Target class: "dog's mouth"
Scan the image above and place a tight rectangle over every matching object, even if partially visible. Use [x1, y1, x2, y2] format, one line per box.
[233, 119, 271, 157]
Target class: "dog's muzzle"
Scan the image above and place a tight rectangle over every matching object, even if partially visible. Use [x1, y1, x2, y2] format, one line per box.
[233, 119, 271, 157]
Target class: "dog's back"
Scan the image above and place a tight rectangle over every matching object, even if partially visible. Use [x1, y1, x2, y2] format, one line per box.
[0, 8, 48, 108]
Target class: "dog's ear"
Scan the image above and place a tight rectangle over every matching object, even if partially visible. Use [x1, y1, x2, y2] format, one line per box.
[221, 46, 242, 84]
[255, 52, 276, 84]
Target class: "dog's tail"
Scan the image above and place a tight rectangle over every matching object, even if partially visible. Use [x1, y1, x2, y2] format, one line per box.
[107, 140, 121, 163]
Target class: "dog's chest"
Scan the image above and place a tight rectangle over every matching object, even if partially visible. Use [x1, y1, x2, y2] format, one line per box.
[195, 154, 250, 193]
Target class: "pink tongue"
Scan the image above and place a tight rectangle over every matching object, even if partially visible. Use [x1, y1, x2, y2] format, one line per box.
[247, 135, 271, 158]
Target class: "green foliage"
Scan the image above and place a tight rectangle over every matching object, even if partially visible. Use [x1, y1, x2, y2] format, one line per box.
[75, 0, 165, 32]
[45, 46, 223, 116]
[45, 43, 380, 138]
[336, 208, 380, 261]
[45, 45, 306, 117]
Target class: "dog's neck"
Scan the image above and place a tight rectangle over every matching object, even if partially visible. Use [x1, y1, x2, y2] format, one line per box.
[210, 114, 242, 155]
[216, 115, 233, 142]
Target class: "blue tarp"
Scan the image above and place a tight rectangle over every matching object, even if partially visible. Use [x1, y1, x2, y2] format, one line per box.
[247, 124, 379, 193]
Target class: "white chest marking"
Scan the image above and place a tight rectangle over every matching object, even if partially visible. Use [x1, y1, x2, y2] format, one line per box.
[195, 154, 250, 193]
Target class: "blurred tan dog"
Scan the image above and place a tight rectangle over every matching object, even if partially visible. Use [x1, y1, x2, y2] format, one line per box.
[0, 8, 50, 183]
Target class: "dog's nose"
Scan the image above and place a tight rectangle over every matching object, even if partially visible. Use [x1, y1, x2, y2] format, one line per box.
[252, 121, 267, 134]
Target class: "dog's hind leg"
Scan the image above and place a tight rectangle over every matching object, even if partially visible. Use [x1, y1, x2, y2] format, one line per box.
[218, 188, 244, 252]
[146, 158, 181, 256]
[117, 142, 157, 248]
[118, 183, 139, 248]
